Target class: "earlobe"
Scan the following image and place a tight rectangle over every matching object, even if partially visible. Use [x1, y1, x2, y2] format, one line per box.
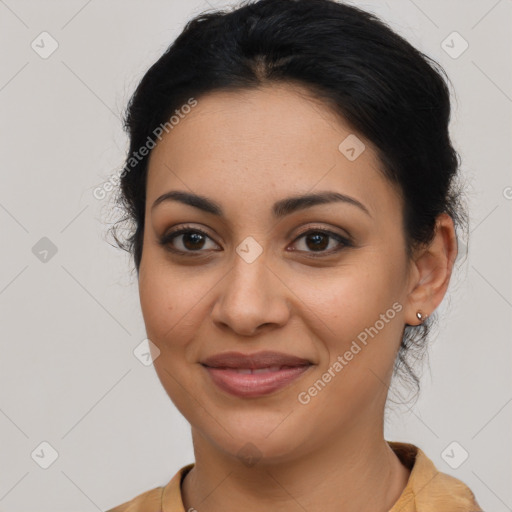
[403, 213, 458, 326]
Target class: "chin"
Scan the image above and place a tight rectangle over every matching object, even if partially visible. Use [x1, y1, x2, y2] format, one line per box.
[197, 411, 312, 467]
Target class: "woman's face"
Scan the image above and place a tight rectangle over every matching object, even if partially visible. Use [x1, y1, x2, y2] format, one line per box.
[139, 84, 418, 463]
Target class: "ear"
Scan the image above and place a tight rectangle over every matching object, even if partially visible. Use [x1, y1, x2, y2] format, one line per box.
[404, 213, 458, 326]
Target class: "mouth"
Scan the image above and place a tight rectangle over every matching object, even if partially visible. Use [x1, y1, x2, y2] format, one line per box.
[200, 351, 314, 398]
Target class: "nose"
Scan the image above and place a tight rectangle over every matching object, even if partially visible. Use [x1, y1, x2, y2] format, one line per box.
[210, 254, 291, 337]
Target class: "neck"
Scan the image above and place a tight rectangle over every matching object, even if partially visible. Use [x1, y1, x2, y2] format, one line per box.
[181, 421, 410, 512]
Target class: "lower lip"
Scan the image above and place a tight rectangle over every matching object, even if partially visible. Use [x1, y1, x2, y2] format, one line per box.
[203, 365, 312, 398]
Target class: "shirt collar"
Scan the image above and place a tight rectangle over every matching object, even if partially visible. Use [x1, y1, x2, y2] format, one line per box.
[161, 442, 482, 512]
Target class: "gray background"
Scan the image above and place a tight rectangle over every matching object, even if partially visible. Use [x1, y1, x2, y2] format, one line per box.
[0, 0, 511, 510]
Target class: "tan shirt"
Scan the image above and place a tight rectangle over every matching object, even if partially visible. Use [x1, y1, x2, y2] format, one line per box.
[105, 441, 483, 511]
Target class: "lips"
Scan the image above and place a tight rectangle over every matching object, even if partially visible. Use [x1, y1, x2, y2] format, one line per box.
[201, 351, 313, 398]
[201, 350, 312, 369]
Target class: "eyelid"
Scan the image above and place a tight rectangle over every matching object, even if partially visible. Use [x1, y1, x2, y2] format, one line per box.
[291, 223, 353, 243]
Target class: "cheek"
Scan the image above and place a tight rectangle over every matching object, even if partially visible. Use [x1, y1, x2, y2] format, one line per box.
[138, 256, 212, 355]
[138, 269, 171, 341]
[290, 256, 406, 395]
[296, 273, 404, 426]
[138, 261, 205, 408]
[294, 260, 402, 335]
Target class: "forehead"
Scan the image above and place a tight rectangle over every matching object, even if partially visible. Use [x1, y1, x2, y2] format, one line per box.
[146, 84, 402, 221]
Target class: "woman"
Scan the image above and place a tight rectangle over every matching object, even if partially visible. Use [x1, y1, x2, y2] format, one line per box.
[106, 0, 482, 510]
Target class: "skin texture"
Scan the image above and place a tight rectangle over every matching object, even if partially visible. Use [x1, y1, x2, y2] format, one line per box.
[138, 83, 458, 512]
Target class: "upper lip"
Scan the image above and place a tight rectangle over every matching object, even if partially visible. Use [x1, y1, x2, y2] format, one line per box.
[201, 351, 312, 369]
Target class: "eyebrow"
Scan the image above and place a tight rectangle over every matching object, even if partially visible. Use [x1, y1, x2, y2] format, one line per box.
[151, 190, 371, 218]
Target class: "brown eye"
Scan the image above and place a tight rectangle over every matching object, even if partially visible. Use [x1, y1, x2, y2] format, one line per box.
[304, 232, 330, 251]
[159, 227, 220, 254]
[290, 229, 351, 256]
[159, 225, 352, 258]
[179, 231, 207, 250]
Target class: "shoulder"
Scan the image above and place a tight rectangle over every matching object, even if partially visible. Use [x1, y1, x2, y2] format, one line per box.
[418, 469, 483, 512]
[104, 464, 194, 512]
[104, 486, 163, 512]
[388, 441, 483, 512]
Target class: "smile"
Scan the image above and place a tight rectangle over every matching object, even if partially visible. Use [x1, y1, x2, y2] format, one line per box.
[202, 364, 312, 398]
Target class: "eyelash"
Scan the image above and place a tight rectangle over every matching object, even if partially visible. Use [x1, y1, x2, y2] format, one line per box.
[158, 224, 353, 258]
